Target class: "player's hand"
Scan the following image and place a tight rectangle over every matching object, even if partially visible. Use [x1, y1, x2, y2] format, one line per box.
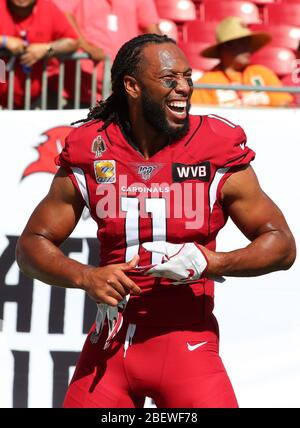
[140, 241, 208, 282]
[80, 255, 141, 306]
[6, 36, 27, 55]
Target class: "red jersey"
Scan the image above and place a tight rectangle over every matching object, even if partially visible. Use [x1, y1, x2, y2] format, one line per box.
[56, 114, 255, 326]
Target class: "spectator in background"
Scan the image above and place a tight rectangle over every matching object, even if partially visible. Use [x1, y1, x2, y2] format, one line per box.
[0, 0, 78, 109]
[192, 17, 293, 107]
[51, 0, 105, 64]
[52, 0, 161, 107]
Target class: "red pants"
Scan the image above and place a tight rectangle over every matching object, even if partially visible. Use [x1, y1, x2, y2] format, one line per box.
[63, 317, 238, 408]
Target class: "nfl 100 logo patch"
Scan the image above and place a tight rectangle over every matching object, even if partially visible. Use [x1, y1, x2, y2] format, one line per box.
[137, 165, 157, 181]
[129, 162, 163, 181]
[94, 160, 116, 183]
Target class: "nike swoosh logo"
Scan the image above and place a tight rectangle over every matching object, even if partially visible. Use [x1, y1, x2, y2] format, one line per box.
[187, 341, 207, 351]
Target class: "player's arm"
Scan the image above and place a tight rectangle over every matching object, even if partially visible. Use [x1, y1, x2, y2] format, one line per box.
[204, 165, 296, 277]
[141, 166, 295, 282]
[16, 167, 140, 306]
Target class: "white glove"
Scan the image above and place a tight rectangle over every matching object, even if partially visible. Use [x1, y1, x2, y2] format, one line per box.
[140, 241, 208, 282]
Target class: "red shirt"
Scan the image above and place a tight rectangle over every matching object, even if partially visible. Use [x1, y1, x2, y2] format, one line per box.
[56, 114, 255, 326]
[0, 0, 78, 107]
[73, 0, 159, 60]
[62, 0, 160, 103]
[51, 0, 78, 13]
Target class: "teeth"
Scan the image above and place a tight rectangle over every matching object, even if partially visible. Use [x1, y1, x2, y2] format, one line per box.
[168, 101, 186, 108]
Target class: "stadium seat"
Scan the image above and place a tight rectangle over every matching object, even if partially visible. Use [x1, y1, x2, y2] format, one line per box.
[264, 4, 300, 27]
[155, 0, 197, 22]
[178, 41, 220, 71]
[200, 0, 261, 24]
[182, 20, 216, 43]
[158, 19, 179, 41]
[203, 0, 276, 3]
[191, 0, 202, 19]
[242, 0, 277, 21]
[250, 23, 300, 51]
[250, 46, 297, 76]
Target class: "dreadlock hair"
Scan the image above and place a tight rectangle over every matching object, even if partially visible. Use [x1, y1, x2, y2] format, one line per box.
[73, 33, 176, 130]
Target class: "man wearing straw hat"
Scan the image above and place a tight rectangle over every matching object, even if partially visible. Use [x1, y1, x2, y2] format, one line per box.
[192, 17, 293, 106]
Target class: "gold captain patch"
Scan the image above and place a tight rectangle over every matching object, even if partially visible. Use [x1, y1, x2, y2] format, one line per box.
[94, 160, 116, 183]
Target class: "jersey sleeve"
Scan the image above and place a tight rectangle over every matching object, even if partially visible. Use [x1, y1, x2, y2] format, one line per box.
[207, 114, 255, 169]
[55, 127, 90, 208]
[205, 114, 256, 204]
[223, 126, 255, 169]
[55, 129, 75, 169]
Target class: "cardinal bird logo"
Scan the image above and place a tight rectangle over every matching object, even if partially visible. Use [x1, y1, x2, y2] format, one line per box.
[22, 126, 73, 179]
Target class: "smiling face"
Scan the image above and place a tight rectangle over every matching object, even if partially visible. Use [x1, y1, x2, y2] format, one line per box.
[133, 42, 193, 141]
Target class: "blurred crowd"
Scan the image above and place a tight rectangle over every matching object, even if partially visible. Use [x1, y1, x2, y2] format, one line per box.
[1, 0, 300, 109]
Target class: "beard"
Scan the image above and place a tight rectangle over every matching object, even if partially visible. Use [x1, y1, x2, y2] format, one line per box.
[140, 88, 190, 142]
[8, 0, 36, 17]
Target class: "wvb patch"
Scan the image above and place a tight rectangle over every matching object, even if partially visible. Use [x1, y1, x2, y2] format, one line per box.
[173, 162, 211, 182]
[94, 160, 116, 183]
